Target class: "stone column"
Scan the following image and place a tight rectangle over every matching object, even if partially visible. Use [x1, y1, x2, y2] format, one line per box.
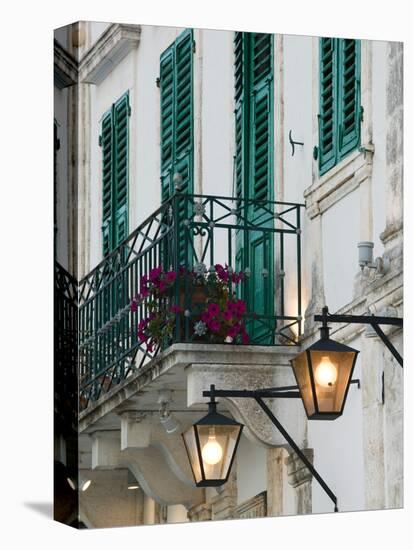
[266, 447, 286, 516]
[210, 463, 238, 520]
[285, 449, 314, 515]
[143, 494, 156, 525]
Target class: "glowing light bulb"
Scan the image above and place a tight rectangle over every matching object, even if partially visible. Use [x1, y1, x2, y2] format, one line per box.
[80, 479, 92, 492]
[314, 356, 338, 388]
[201, 432, 223, 466]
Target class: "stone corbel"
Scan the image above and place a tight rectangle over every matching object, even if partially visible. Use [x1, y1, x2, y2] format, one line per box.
[90, 429, 202, 507]
[285, 448, 314, 514]
[119, 411, 196, 486]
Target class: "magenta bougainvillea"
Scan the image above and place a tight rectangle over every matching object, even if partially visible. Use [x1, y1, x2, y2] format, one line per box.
[131, 263, 249, 351]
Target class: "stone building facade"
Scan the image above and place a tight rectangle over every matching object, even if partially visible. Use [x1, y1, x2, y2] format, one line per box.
[54, 21, 403, 527]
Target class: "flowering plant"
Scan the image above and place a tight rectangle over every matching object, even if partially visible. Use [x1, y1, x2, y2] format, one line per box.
[131, 263, 250, 351]
[130, 267, 181, 352]
[192, 264, 250, 344]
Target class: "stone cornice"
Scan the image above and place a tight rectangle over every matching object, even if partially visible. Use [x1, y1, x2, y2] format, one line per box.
[79, 23, 141, 84]
[54, 39, 78, 89]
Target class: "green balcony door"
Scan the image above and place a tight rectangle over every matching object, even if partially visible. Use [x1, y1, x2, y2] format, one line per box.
[234, 32, 274, 344]
[160, 29, 194, 268]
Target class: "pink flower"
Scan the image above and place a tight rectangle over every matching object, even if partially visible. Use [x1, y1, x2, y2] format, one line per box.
[165, 271, 177, 283]
[227, 301, 238, 314]
[201, 311, 212, 323]
[241, 328, 250, 345]
[208, 320, 221, 333]
[171, 305, 182, 313]
[149, 267, 162, 282]
[158, 280, 167, 293]
[236, 300, 247, 316]
[207, 303, 220, 317]
[140, 284, 149, 298]
[131, 300, 138, 312]
[138, 319, 147, 331]
[222, 310, 232, 322]
[140, 274, 148, 286]
[227, 324, 241, 338]
[232, 272, 244, 284]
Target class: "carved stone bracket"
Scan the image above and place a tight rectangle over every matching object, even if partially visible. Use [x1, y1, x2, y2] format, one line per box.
[285, 448, 314, 515]
[90, 429, 202, 507]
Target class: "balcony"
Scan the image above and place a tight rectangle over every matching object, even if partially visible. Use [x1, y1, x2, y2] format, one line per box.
[57, 193, 304, 410]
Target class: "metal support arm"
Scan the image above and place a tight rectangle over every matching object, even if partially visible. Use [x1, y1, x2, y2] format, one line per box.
[314, 307, 403, 367]
[203, 384, 339, 512]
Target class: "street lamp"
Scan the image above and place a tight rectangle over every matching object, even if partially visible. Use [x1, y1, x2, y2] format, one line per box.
[182, 386, 243, 487]
[290, 307, 359, 420]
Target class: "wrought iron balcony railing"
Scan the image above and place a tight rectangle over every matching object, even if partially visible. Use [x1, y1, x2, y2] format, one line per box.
[72, 193, 304, 409]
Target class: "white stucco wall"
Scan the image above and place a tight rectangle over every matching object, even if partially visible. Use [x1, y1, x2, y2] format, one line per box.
[54, 86, 69, 269]
[321, 188, 361, 312]
[236, 435, 267, 505]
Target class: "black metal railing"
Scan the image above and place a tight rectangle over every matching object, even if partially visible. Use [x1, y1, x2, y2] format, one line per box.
[77, 193, 304, 409]
[55, 262, 79, 424]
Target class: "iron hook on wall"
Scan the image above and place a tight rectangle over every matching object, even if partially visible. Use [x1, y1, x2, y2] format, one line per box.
[289, 129, 304, 156]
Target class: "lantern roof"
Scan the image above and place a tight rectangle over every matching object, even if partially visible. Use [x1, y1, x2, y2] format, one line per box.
[194, 402, 244, 427]
[305, 335, 359, 354]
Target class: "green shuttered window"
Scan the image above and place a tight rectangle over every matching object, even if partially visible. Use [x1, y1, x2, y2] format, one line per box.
[160, 29, 193, 202]
[319, 37, 361, 175]
[100, 92, 130, 256]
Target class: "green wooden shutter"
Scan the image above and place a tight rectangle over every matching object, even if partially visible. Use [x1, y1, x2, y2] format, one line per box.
[160, 45, 175, 203]
[338, 39, 361, 157]
[101, 110, 113, 257]
[101, 92, 130, 256]
[160, 29, 194, 267]
[319, 37, 361, 175]
[234, 31, 244, 204]
[250, 33, 273, 204]
[114, 93, 130, 245]
[319, 37, 337, 175]
[174, 29, 193, 191]
[160, 29, 193, 202]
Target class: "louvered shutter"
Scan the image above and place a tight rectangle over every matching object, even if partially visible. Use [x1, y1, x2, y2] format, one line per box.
[114, 93, 129, 246]
[234, 32, 244, 204]
[319, 37, 337, 175]
[250, 33, 273, 204]
[338, 39, 360, 157]
[159, 29, 193, 267]
[160, 45, 175, 202]
[160, 29, 193, 203]
[319, 37, 361, 174]
[101, 110, 113, 257]
[174, 29, 193, 193]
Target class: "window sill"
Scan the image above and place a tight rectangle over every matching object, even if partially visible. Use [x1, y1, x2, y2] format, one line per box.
[304, 145, 374, 218]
